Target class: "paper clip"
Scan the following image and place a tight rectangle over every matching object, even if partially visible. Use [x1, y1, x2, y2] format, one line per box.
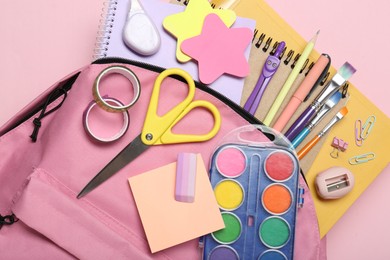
[361, 115, 376, 140]
[348, 152, 376, 165]
[354, 119, 363, 146]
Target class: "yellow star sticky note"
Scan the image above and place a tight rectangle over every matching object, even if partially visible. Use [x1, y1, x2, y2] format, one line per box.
[163, 0, 236, 63]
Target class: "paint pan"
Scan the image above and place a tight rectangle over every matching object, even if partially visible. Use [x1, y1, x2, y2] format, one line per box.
[216, 146, 247, 178]
[211, 212, 242, 244]
[208, 245, 239, 260]
[214, 179, 244, 211]
[262, 184, 292, 215]
[259, 216, 291, 248]
[258, 249, 287, 260]
[264, 151, 295, 182]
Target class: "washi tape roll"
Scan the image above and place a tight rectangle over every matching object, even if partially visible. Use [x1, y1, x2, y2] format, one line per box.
[83, 96, 130, 142]
[92, 65, 141, 112]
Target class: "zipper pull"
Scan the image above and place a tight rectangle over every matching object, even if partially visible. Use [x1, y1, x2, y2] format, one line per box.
[0, 213, 18, 230]
[30, 88, 67, 142]
[30, 118, 42, 142]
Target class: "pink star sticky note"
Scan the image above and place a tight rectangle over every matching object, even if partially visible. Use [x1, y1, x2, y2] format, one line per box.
[181, 13, 253, 85]
[163, 0, 236, 63]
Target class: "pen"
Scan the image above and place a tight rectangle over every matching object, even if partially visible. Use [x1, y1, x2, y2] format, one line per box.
[243, 41, 285, 115]
[272, 54, 331, 132]
[263, 30, 319, 126]
[284, 62, 356, 141]
[297, 107, 348, 160]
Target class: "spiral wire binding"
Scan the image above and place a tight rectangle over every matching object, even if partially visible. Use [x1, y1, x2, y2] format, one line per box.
[305, 62, 315, 76]
[92, 0, 118, 60]
[252, 28, 307, 70]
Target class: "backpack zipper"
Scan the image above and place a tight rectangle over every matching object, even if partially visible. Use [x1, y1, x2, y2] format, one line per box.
[2, 58, 262, 138]
[92, 57, 264, 127]
[29, 87, 68, 142]
[1, 57, 306, 182]
[1, 73, 79, 137]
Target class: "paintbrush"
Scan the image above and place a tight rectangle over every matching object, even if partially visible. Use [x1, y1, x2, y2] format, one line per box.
[285, 62, 356, 141]
[291, 91, 342, 148]
[297, 107, 348, 160]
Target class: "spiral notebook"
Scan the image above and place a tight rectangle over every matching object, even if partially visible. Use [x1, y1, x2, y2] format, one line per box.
[190, 0, 390, 238]
[93, 0, 255, 105]
[96, 0, 390, 238]
[170, 1, 337, 174]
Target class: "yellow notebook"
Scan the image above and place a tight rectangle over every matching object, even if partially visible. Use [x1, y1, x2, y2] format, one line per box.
[204, 0, 390, 238]
[225, 0, 390, 238]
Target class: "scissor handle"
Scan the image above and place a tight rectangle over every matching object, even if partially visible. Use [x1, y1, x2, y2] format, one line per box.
[158, 100, 221, 145]
[142, 68, 195, 145]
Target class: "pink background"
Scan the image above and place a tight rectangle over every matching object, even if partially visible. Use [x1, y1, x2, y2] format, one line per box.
[0, 0, 389, 259]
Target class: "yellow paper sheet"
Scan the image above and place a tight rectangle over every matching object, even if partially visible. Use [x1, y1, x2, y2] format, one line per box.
[303, 86, 390, 238]
[128, 154, 224, 253]
[210, 0, 390, 237]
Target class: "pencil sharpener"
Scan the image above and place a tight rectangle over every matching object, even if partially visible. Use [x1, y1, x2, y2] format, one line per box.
[315, 167, 354, 199]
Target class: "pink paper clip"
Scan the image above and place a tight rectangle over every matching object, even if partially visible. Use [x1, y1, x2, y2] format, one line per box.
[354, 119, 363, 146]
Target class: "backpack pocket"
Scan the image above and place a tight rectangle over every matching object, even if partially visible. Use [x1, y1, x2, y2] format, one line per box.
[10, 167, 168, 260]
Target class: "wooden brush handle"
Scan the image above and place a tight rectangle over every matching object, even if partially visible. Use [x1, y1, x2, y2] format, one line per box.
[297, 135, 321, 160]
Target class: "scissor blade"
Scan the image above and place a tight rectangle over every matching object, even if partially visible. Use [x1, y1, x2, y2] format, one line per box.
[77, 134, 149, 198]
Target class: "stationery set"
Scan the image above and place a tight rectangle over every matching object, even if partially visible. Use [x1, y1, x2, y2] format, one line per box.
[1, 0, 389, 259]
[225, 0, 390, 237]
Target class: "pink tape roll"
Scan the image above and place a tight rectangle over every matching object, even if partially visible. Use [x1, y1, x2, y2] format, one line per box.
[83, 97, 130, 143]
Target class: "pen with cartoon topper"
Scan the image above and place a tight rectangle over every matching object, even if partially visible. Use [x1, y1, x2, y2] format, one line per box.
[243, 41, 286, 115]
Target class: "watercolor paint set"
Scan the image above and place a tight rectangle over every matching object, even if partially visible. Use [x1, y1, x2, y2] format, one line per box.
[202, 126, 300, 260]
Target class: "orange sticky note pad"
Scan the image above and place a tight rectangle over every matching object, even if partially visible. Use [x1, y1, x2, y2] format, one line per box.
[128, 154, 224, 253]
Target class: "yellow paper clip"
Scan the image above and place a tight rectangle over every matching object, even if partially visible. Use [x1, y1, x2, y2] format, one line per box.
[354, 119, 363, 146]
[361, 115, 376, 140]
[348, 152, 376, 165]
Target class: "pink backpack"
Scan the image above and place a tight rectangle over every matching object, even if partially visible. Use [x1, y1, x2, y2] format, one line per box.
[0, 59, 326, 259]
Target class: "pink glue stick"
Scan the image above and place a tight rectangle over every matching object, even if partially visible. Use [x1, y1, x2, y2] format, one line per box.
[175, 153, 197, 203]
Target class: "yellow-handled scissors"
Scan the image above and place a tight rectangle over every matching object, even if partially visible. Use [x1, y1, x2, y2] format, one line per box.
[77, 68, 221, 198]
